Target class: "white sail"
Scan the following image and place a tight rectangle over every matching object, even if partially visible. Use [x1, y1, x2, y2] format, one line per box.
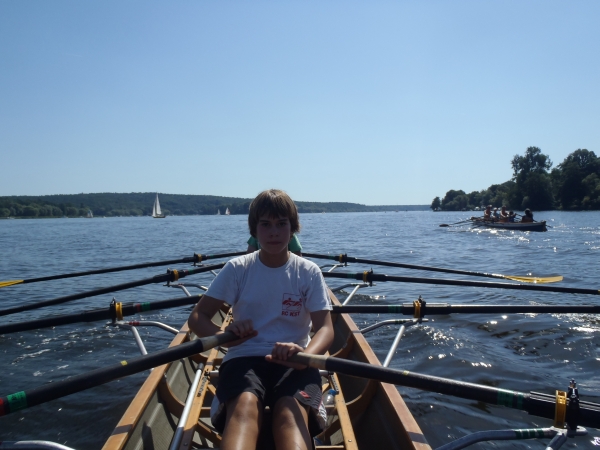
[225, 208, 230, 215]
[86, 210, 93, 218]
[217, 209, 221, 215]
[152, 194, 165, 218]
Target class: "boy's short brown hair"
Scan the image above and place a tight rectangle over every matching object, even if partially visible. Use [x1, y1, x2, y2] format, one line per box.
[248, 189, 300, 238]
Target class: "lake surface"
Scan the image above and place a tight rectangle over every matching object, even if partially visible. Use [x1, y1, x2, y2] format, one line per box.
[1, 211, 599, 449]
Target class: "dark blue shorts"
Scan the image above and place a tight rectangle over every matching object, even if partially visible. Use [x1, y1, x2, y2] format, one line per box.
[211, 356, 326, 435]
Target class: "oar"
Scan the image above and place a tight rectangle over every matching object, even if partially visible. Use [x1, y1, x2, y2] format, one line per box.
[304, 253, 563, 284]
[0, 295, 203, 335]
[288, 352, 600, 428]
[0, 251, 244, 289]
[0, 263, 225, 318]
[331, 304, 600, 315]
[0, 331, 237, 416]
[322, 271, 598, 295]
[438, 218, 475, 227]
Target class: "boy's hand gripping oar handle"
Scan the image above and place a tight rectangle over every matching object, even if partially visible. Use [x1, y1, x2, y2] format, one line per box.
[287, 353, 600, 428]
[0, 263, 225, 318]
[0, 331, 237, 416]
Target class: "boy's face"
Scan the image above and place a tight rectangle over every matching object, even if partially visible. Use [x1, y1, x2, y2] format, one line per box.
[256, 214, 291, 255]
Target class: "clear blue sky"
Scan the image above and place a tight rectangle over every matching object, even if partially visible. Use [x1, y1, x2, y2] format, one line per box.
[1, 1, 598, 205]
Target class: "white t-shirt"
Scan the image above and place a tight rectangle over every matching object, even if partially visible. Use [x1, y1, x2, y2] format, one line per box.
[205, 252, 332, 363]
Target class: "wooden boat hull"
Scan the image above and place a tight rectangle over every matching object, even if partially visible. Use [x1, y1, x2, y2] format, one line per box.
[471, 219, 547, 232]
[103, 290, 430, 450]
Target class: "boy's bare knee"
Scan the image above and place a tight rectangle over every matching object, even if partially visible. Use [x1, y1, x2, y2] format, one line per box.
[227, 392, 262, 423]
[272, 397, 311, 450]
[272, 396, 308, 429]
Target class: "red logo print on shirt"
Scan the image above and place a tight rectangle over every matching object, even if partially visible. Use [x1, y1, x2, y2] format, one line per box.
[282, 294, 302, 317]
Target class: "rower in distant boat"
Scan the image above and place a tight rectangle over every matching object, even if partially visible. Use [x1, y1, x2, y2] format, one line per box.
[499, 206, 509, 222]
[483, 205, 492, 220]
[520, 208, 534, 223]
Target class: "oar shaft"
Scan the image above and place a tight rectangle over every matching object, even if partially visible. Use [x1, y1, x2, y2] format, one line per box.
[3, 251, 244, 286]
[322, 271, 600, 295]
[0, 332, 236, 416]
[288, 353, 600, 428]
[332, 304, 600, 315]
[20, 257, 195, 284]
[0, 263, 224, 318]
[0, 295, 202, 335]
[305, 253, 547, 282]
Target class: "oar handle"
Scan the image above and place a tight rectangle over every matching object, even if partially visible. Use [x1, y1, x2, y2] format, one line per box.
[0, 331, 237, 416]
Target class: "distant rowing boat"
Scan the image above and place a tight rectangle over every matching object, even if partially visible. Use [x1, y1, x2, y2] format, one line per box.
[470, 218, 547, 232]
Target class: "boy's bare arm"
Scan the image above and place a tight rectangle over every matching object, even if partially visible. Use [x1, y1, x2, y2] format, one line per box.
[188, 295, 225, 337]
[304, 310, 334, 355]
[189, 294, 258, 346]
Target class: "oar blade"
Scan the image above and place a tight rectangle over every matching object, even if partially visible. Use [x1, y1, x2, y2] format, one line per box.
[439, 224, 450, 227]
[0, 280, 23, 288]
[503, 275, 564, 284]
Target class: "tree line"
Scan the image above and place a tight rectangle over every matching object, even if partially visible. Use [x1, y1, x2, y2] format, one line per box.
[0, 192, 428, 218]
[431, 147, 600, 211]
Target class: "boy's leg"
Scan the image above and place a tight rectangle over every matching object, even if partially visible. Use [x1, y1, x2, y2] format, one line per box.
[221, 392, 263, 450]
[272, 396, 312, 450]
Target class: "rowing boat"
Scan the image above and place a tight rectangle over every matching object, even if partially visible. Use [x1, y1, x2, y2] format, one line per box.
[2, 250, 598, 449]
[102, 288, 431, 450]
[470, 218, 547, 232]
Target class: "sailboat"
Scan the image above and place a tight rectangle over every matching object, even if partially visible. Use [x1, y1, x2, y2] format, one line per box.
[152, 193, 166, 218]
[86, 210, 93, 218]
[225, 207, 230, 215]
[217, 209, 221, 215]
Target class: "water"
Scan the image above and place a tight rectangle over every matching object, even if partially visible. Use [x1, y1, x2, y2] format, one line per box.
[0, 212, 599, 449]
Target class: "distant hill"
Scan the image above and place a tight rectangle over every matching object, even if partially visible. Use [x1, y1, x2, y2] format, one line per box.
[0, 193, 429, 218]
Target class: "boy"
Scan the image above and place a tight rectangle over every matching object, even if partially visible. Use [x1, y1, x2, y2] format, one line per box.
[188, 189, 333, 450]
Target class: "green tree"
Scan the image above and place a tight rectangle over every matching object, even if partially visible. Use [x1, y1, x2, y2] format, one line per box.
[430, 197, 441, 211]
[551, 149, 600, 210]
[511, 147, 554, 210]
[23, 206, 39, 217]
[581, 173, 600, 209]
[441, 190, 466, 211]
